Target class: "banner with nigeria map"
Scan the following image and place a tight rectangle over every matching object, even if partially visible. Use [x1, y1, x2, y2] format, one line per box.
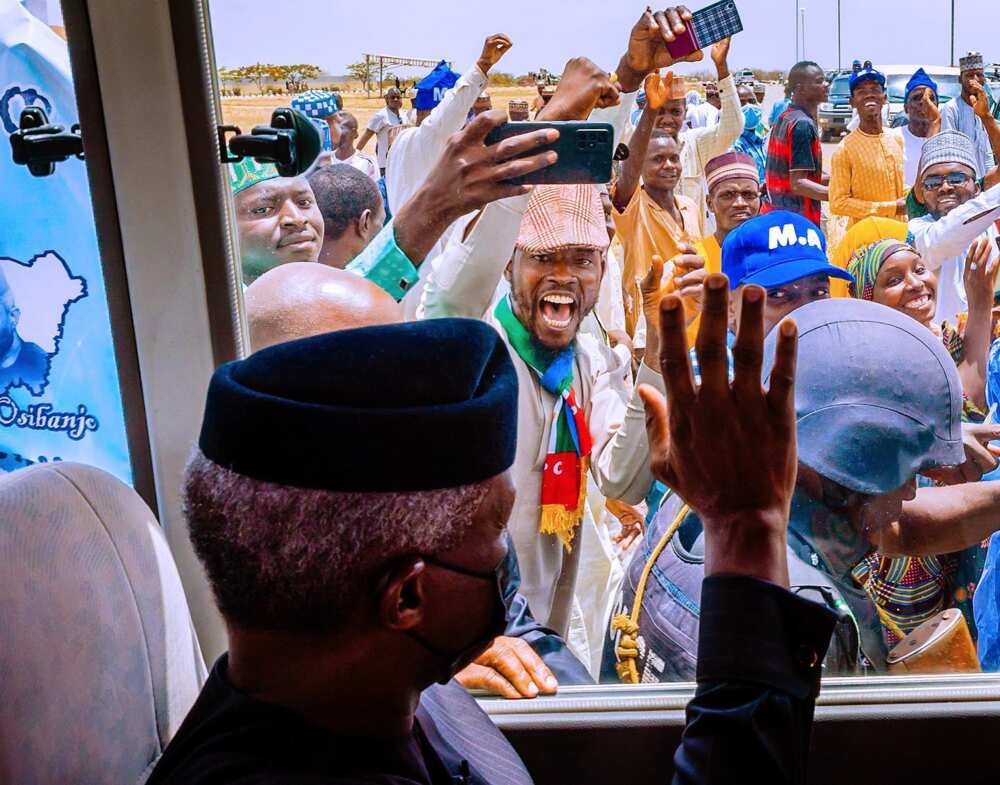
[0, 0, 131, 483]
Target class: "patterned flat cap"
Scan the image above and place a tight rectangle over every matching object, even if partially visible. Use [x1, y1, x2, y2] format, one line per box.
[516, 184, 609, 253]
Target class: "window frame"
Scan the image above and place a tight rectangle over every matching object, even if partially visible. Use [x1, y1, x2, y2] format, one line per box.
[60, 0, 250, 662]
[77, 0, 1000, 719]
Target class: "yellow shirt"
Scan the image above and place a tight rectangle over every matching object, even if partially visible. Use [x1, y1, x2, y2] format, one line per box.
[612, 186, 703, 337]
[829, 128, 906, 230]
[671, 234, 723, 345]
[694, 233, 722, 275]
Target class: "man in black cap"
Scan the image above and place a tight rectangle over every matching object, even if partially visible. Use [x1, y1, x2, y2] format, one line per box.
[146, 266, 837, 785]
[243, 261, 593, 700]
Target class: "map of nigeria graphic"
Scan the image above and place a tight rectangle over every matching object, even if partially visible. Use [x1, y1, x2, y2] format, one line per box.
[0, 251, 87, 397]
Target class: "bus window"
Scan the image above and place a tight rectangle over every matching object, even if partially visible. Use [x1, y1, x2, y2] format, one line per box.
[0, 2, 132, 486]
[202, 0, 1000, 700]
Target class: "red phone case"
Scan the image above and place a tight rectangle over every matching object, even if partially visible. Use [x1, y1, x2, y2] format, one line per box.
[664, 18, 700, 60]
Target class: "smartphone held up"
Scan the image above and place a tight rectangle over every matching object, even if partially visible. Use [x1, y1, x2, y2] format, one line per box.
[484, 121, 614, 186]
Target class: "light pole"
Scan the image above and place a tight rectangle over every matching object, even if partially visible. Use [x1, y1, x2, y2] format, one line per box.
[837, 0, 842, 71]
[950, 0, 956, 67]
[795, 0, 799, 62]
[800, 7, 806, 60]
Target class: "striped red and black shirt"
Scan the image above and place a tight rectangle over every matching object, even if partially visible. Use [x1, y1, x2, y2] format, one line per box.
[763, 103, 823, 227]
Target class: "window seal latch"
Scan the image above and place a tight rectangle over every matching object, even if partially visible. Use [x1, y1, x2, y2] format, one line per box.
[9, 106, 84, 177]
[216, 107, 320, 177]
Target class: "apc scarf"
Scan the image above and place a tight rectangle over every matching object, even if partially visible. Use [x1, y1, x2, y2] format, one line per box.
[494, 296, 592, 550]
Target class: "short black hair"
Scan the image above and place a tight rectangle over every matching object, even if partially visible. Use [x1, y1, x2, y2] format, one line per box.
[788, 61, 822, 93]
[307, 164, 381, 241]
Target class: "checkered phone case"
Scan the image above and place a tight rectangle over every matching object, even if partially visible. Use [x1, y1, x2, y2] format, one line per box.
[691, 0, 743, 48]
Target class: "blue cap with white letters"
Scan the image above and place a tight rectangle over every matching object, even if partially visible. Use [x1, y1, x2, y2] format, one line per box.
[721, 211, 854, 290]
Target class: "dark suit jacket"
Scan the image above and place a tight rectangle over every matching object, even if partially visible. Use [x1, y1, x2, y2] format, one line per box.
[671, 575, 838, 784]
[149, 576, 835, 784]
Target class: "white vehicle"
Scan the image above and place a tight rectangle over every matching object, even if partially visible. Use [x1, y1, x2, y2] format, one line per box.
[820, 64, 963, 140]
[876, 64, 962, 125]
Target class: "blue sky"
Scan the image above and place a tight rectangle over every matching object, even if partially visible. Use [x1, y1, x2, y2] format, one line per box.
[207, 0, 998, 77]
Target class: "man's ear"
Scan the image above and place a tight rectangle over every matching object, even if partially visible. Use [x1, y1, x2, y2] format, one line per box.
[914, 181, 926, 206]
[358, 208, 373, 238]
[378, 558, 427, 632]
[504, 255, 514, 284]
[9, 306, 19, 327]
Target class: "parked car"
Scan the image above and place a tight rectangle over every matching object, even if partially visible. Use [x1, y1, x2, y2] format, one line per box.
[818, 73, 852, 142]
[818, 64, 962, 142]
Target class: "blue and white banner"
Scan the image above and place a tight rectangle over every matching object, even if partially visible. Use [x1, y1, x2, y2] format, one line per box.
[0, 0, 131, 482]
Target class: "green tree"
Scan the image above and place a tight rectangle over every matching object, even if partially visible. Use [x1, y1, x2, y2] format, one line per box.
[347, 60, 372, 90]
[287, 64, 322, 91]
[488, 71, 517, 86]
[234, 63, 274, 93]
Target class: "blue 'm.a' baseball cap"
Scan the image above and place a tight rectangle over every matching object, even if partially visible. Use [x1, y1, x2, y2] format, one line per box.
[721, 211, 854, 290]
[849, 66, 886, 94]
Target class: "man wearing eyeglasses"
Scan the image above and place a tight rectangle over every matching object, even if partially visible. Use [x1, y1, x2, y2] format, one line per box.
[910, 130, 1000, 325]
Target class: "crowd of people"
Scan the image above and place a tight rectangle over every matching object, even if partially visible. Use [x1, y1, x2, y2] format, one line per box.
[149, 4, 1000, 782]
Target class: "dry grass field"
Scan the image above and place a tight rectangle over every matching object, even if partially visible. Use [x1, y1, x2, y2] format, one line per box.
[221, 85, 546, 133]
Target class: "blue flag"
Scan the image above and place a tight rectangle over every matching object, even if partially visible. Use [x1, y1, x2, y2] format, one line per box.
[414, 60, 460, 111]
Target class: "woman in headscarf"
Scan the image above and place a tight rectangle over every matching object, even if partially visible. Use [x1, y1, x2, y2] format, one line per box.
[829, 215, 910, 298]
[848, 236, 997, 419]
[846, 236, 998, 650]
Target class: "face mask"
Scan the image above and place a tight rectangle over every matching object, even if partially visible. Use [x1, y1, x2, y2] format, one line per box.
[406, 550, 512, 684]
[742, 105, 763, 137]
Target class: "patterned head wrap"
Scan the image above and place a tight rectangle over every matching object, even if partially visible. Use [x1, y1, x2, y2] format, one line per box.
[847, 239, 916, 300]
[229, 157, 280, 195]
[516, 185, 609, 253]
